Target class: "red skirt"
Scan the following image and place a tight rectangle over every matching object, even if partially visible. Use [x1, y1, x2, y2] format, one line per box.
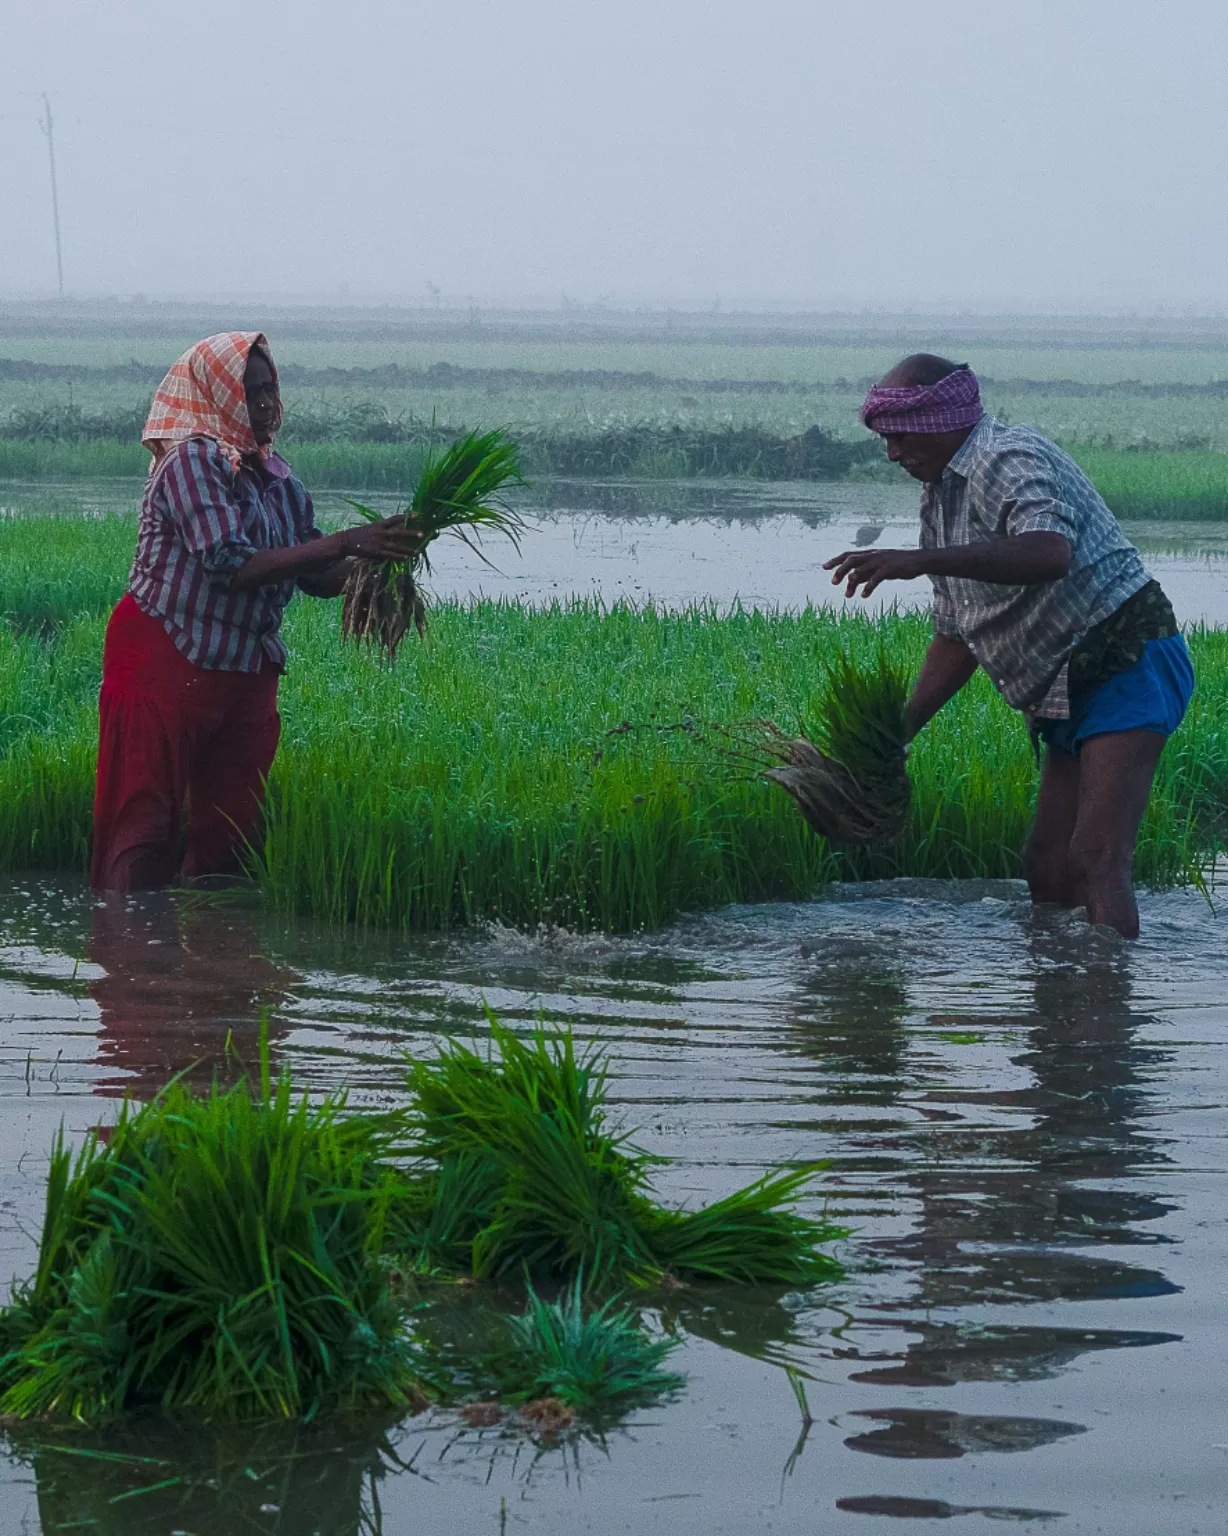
[91, 595, 281, 890]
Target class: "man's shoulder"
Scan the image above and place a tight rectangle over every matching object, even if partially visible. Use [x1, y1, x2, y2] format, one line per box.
[962, 419, 1075, 485]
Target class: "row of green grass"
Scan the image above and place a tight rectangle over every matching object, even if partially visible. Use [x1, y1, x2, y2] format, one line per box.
[0, 517, 1222, 927]
[5, 435, 1228, 517]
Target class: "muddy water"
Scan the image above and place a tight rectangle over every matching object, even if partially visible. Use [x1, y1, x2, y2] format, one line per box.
[0, 877, 1224, 1533]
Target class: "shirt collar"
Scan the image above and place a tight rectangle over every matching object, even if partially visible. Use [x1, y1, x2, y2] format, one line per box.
[942, 414, 993, 482]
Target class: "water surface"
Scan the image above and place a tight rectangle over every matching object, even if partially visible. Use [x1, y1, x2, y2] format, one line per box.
[3, 476, 1225, 625]
[0, 877, 1223, 1534]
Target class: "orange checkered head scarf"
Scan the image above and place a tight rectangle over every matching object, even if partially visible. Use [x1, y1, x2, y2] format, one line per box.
[142, 331, 282, 470]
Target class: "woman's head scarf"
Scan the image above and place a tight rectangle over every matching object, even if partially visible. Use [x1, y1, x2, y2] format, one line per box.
[142, 331, 282, 470]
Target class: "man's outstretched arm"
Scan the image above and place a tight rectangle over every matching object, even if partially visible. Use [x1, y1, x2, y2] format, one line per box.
[824, 531, 1072, 599]
[905, 634, 979, 740]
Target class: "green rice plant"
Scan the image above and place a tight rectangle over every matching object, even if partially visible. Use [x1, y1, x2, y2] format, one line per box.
[727, 646, 912, 846]
[399, 1018, 845, 1289]
[480, 1280, 682, 1412]
[0, 1052, 423, 1427]
[649, 1167, 844, 1285]
[341, 428, 526, 658]
[0, 513, 134, 632]
[0, 514, 1221, 924]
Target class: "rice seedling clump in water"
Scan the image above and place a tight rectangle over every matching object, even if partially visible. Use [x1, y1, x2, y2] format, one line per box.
[400, 1017, 846, 1288]
[341, 427, 525, 660]
[757, 647, 911, 845]
[0, 1054, 423, 1427]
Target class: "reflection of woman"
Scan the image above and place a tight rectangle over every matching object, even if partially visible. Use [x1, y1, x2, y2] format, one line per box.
[88, 893, 295, 1099]
[91, 331, 418, 891]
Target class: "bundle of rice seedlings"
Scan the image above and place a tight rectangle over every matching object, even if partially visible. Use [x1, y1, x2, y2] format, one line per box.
[0, 1047, 424, 1427]
[399, 1015, 846, 1289]
[480, 1280, 681, 1414]
[412, 1279, 682, 1420]
[753, 647, 911, 845]
[340, 428, 525, 660]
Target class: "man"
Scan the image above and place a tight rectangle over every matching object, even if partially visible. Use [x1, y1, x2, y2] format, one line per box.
[824, 354, 1193, 939]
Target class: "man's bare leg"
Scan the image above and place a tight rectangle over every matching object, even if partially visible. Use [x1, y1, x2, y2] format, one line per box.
[1066, 730, 1167, 939]
[1024, 747, 1083, 906]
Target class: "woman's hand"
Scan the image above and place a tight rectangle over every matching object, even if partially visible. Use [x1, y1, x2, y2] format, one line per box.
[334, 515, 428, 562]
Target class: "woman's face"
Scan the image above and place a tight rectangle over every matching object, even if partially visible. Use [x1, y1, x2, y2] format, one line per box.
[244, 348, 280, 444]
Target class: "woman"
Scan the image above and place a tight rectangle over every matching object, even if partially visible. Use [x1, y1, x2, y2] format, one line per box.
[91, 331, 418, 890]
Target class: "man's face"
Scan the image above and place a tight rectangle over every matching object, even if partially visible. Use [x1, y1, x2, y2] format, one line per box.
[883, 427, 970, 483]
[244, 349, 280, 444]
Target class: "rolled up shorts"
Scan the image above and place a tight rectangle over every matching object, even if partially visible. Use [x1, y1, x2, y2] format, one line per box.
[1033, 633, 1195, 757]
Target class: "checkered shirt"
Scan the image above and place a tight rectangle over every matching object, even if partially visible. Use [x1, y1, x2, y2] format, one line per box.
[921, 416, 1151, 718]
[129, 437, 320, 672]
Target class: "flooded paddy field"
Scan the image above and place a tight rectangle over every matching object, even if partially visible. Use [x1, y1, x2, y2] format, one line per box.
[3, 475, 1228, 624]
[0, 876, 1223, 1533]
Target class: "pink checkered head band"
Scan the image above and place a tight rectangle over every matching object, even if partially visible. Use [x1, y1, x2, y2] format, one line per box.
[860, 364, 983, 435]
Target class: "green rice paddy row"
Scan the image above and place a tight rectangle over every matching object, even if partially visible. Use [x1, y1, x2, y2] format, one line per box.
[0, 517, 1225, 930]
[3, 435, 1228, 518]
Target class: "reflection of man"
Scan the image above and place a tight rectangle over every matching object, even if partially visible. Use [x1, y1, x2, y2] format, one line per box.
[826, 355, 1193, 938]
[88, 893, 295, 1098]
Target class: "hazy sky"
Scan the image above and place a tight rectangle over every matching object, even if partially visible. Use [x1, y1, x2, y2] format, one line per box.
[2, 0, 1225, 309]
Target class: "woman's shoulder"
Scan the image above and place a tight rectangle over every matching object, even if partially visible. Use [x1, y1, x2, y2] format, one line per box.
[146, 437, 237, 513]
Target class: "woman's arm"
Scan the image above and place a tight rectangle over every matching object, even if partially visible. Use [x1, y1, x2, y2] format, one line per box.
[905, 634, 980, 739]
[230, 518, 423, 594]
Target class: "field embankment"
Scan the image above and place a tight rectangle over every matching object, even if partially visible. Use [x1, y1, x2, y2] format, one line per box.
[0, 517, 1224, 931]
[5, 355, 1228, 516]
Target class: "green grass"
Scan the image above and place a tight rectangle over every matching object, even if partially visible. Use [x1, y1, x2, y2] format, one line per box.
[1069, 447, 1228, 520]
[0, 1057, 421, 1427]
[5, 430, 1228, 517]
[0, 1015, 835, 1431]
[399, 1019, 844, 1288]
[0, 517, 1221, 926]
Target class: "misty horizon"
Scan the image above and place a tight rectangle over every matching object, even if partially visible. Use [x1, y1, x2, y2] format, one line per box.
[3, 0, 1226, 313]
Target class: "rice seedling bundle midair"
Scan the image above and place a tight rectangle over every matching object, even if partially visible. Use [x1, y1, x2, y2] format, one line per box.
[340, 428, 525, 659]
[752, 648, 912, 845]
[399, 1017, 846, 1289]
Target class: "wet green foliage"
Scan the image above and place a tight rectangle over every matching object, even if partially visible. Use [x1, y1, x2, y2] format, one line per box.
[399, 1019, 845, 1288]
[0, 1015, 842, 1430]
[812, 647, 911, 783]
[465, 1281, 682, 1411]
[0, 1054, 420, 1427]
[0, 509, 1221, 925]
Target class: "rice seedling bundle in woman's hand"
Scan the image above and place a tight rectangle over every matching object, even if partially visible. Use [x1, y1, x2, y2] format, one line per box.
[757, 648, 911, 845]
[341, 428, 526, 660]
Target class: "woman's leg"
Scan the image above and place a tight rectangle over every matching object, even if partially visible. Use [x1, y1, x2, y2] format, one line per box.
[181, 671, 281, 879]
[91, 599, 206, 892]
[91, 686, 192, 890]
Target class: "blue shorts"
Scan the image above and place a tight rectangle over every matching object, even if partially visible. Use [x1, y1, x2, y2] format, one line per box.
[1033, 633, 1195, 757]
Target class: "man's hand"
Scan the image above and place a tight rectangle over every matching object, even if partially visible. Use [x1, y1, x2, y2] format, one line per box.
[823, 547, 925, 599]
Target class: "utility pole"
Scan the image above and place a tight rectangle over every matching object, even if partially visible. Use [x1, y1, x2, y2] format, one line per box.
[39, 94, 64, 297]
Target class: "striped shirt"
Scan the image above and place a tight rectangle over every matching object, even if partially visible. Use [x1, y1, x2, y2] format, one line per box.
[130, 437, 321, 672]
[921, 416, 1151, 719]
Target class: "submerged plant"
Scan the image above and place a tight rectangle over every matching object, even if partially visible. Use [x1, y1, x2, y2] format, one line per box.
[399, 1017, 846, 1289]
[484, 1281, 682, 1413]
[754, 646, 912, 845]
[340, 427, 525, 659]
[0, 1050, 423, 1427]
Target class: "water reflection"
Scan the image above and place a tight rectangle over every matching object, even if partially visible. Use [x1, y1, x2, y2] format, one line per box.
[832, 922, 1183, 1492]
[16, 1421, 408, 1536]
[87, 893, 296, 1097]
[842, 1407, 1087, 1459]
